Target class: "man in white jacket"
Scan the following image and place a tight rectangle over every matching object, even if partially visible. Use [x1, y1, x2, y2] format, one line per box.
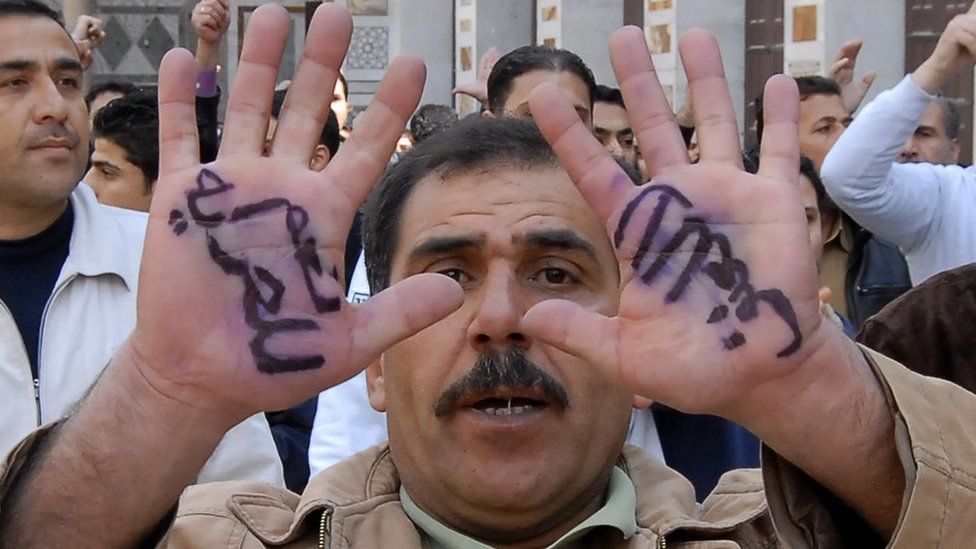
[0, 0, 283, 484]
[820, 6, 976, 286]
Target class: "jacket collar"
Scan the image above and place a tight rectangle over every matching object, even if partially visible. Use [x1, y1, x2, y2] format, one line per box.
[61, 183, 143, 290]
[230, 443, 768, 546]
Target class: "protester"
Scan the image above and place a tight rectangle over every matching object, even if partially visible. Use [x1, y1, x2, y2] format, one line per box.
[821, 4, 976, 286]
[5, 6, 976, 548]
[755, 75, 912, 329]
[485, 44, 596, 126]
[83, 92, 158, 211]
[84, 80, 138, 125]
[897, 95, 961, 164]
[593, 84, 637, 170]
[0, 0, 283, 485]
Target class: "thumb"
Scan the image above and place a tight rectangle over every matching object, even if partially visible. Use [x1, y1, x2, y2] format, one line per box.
[350, 273, 463, 365]
[523, 299, 620, 372]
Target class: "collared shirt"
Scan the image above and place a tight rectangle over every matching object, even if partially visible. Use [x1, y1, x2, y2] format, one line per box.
[400, 466, 637, 548]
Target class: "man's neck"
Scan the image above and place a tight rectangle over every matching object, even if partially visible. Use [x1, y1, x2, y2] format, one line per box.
[0, 199, 69, 240]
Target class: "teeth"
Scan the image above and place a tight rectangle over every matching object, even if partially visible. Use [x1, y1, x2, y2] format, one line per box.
[478, 402, 536, 416]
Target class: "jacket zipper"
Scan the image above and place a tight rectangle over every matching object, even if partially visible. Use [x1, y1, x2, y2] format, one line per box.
[0, 300, 40, 425]
[33, 274, 76, 426]
[656, 533, 667, 549]
[318, 506, 333, 549]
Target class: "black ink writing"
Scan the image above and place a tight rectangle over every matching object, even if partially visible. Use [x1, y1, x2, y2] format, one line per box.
[169, 168, 344, 374]
[615, 185, 802, 358]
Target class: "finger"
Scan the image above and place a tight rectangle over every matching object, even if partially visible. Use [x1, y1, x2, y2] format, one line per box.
[325, 55, 425, 209]
[522, 300, 620, 375]
[350, 274, 463, 366]
[757, 74, 800, 184]
[218, 4, 289, 157]
[158, 49, 201, 177]
[609, 26, 688, 178]
[861, 71, 877, 91]
[530, 82, 635, 222]
[271, 3, 351, 165]
[827, 58, 849, 79]
[969, 0, 976, 14]
[680, 28, 743, 167]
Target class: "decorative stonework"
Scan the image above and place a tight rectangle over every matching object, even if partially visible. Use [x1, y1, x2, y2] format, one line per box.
[346, 26, 389, 70]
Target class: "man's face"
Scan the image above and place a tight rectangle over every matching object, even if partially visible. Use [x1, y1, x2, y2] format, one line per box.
[799, 174, 824, 263]
[369, 166, 633, 542]
[0, 16, 88, 211]
[593, 100, 636, 167]
[898, 101, 960, 165]
[87, 90, 123, 127]
[797, 93, 850, 169]
[82, 137, 151, 211]
[498, 69, 592, 129]
[331, 78, 349, 130]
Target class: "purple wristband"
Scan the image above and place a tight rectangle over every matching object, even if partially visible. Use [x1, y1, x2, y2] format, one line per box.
[196, 70, 218, 98]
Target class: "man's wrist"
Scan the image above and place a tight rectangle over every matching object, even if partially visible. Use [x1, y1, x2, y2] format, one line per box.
[114, 337, 240, 440]
[195, 39, 220, 71]
[912, 58, 949, 94]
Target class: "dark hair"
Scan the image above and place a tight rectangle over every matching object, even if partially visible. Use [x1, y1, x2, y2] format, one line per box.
[92, 91, 159, 191]
[799, 155, 839, 221]
[755, 76, 842, 143]
[363, 116, 559, 292]
[933, 96, 962, 140]
[271, 89, 341, 158]
[594, 84, 625, 109]
[0, 0, 63, 26]
[409, 104, 459, 144]
[336, 72, 348, 99]
[85, 81, 140, 112]
[486, 45, 597, 115]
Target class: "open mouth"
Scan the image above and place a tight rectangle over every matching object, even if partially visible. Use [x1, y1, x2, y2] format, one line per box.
[470, 397, 548, 416]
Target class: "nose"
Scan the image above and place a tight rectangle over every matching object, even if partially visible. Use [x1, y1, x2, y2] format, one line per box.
[467, 267, 531, 351]
[605, 138, 623, 157]
[31, 78, 70, 124]
[899, 138, 917, 161]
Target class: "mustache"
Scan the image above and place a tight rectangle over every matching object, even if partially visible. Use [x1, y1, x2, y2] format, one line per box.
[433, 347, 570, 417]
[25, 123, 80, 148]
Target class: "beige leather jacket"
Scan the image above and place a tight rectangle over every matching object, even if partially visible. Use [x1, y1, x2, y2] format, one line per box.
[3, 348, 975, 547]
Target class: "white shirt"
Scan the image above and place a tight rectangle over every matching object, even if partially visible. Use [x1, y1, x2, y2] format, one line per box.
[308, 252, 665, 477]
[821, 75, 976, 285]
[0, 184, 285, 485]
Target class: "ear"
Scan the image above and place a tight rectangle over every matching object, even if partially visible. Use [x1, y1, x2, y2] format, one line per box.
[308, 144, 332, 172]
[482, 109, 495, 119]
[951, 139, 962, 164]
[366, 357, 387, 412]
[633, 395, 653, 409]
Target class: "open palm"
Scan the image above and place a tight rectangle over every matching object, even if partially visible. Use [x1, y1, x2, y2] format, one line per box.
[526, 28, 829, 418]
[129, 4, 461, 419]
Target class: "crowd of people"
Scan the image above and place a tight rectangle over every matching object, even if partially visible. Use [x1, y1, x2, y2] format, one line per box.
[0, 0, 975, 546]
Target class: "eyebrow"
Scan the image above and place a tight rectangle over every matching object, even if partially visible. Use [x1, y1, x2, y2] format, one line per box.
[595, 125, 633, 135]
[0, 59, 36, 72]
[92, 159, 121, 172]
[408, 235, 486, 263]
[53, 57, 83, 73]
[523, 229, 598, 261]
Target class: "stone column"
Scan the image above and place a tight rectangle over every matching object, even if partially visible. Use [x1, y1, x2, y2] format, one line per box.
[559, 0, 625, 85]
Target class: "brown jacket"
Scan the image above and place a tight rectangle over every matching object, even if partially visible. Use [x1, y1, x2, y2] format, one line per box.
[4, 348, 976, 547]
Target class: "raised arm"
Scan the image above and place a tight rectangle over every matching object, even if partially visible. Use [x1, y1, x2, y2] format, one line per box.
[528, 26, 904, 537]
[820, 4, 976, 251]
[0, 5, 461, 547]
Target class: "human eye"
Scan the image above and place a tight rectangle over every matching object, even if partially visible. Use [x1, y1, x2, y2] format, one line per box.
[530, 261, 582, 287]
[57, 76, 81, 91]
[1, 76, 28, 90]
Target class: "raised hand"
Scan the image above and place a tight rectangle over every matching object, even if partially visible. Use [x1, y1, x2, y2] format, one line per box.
[525, 27, 828, 419]
[130, 4, 462, 421]
[452, 46, 500, 105]
[827, 39, 876, 113]
[914, 1, 976, 93]
[191, 0, 230, 46]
